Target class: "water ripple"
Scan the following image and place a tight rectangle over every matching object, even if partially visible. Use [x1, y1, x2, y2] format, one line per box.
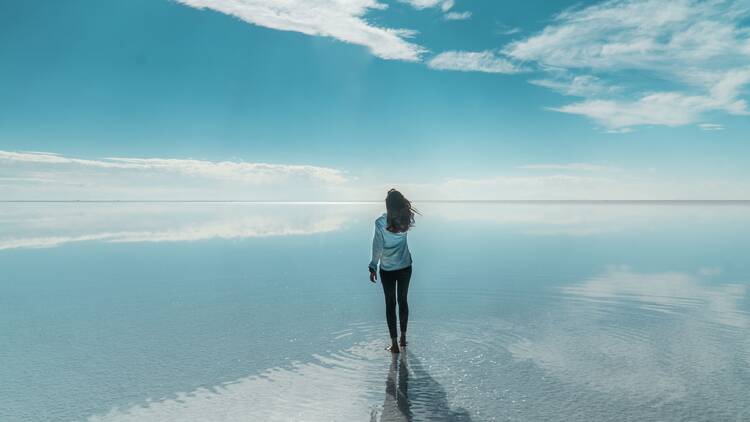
[86, 267, 750, 421]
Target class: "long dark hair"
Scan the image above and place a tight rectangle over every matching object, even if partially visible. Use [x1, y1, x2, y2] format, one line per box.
[385, 188, 419, 233]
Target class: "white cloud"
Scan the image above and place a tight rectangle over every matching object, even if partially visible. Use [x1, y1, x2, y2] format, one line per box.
[438, 175, 623, 199]
[3, 150, 749, 200]
[530, 75, 619, 97]
[427, 50, 524, 74]
[400, 0, 467, 22]
[399, 172, 750, 200]
[173, 0, 750, 130]
[551, 68, 750, 130]
[443, 11, 471, 21]
[699, 266, 723, 276]
[552, 93, 708, 128]
[518, 163, 613, 172]
[504, 0, 749, 70]
[0, 151, 347, 184]
[400, 0, 454, 11]
[502, 0, 750, 130]
[104, 156, 348, 184]
[0, 151, 350, 200]
[175, 0, 425, 61]
[699, 123, 725, 131]
[497, 26, 521, 36]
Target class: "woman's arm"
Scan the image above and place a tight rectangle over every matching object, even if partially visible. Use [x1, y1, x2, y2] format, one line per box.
[368, 226, 384, 281]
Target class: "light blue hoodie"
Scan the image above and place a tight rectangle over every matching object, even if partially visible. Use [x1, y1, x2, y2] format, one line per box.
[368, 213, 413, 272]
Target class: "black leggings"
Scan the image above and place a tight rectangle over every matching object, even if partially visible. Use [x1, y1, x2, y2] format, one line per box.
[379, 265, 412, 339]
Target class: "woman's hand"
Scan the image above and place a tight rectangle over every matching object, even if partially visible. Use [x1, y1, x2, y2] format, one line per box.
[369, 270, 377, 283]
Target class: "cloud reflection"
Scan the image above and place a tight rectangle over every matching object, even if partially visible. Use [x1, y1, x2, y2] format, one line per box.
[509, 267, 749, 402]
[88, 340, 385, 422]
[87, 340, 473, 422]
[563, 266, 748, 328]
[0, 203, 361, 250]
[420, 202, 750, 237]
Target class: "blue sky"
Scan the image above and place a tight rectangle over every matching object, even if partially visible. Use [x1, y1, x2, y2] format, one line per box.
[1, 0, 749, 200]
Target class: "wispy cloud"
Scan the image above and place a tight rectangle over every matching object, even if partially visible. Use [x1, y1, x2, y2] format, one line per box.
[699, 123, 725, 131]
[530, 75, 620, 98]
[443, 11, 471, 21]
[497, 26, 521, 36]
[3, 150, 749, 200]
[399, 0, 470, 22]
[0, 151, 350, 200]
[550, 69, 750, 130]
[518, 163, 614, 172]
[551, 93, 712, 129]
[400, 0, 454, 12]
[399, 173, 750, 200]
[428, 50, 524, 74]
[0, 151, 347, 184]
[105, 157, 348, 184]
[173, 0, 749, 131]
[502, 0, 750, 131]
[175, 0, 426, 61]
[504, 0, 750, 70]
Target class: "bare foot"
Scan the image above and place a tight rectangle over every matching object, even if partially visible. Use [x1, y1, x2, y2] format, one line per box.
[387, 343, 400, 353]
[399, 335, 407, 347]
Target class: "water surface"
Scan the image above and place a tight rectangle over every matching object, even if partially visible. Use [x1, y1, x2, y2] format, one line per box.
[1, 202, 749, 421]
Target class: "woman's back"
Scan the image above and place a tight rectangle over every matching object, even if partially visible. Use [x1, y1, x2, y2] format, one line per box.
[371, 213, 412, 271]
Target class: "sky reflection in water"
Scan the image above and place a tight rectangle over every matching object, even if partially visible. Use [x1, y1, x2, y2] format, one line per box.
[1, 202, 748, 421]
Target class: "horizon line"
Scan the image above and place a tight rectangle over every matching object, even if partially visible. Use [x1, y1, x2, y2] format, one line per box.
[1, 199, 750, 204]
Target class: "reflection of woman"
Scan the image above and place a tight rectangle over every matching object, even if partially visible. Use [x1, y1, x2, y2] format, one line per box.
[369, 189, 419, 353]
[380, 354, 411, 422]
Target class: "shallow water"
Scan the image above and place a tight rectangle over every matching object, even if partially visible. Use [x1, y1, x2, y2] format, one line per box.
[1, 202, 749, 421]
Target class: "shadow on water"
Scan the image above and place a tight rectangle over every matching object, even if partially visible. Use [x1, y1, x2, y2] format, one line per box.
[372, 351, 472, 422]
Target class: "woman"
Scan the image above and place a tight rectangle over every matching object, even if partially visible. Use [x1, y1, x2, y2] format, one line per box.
[369, 189, 419, 353]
